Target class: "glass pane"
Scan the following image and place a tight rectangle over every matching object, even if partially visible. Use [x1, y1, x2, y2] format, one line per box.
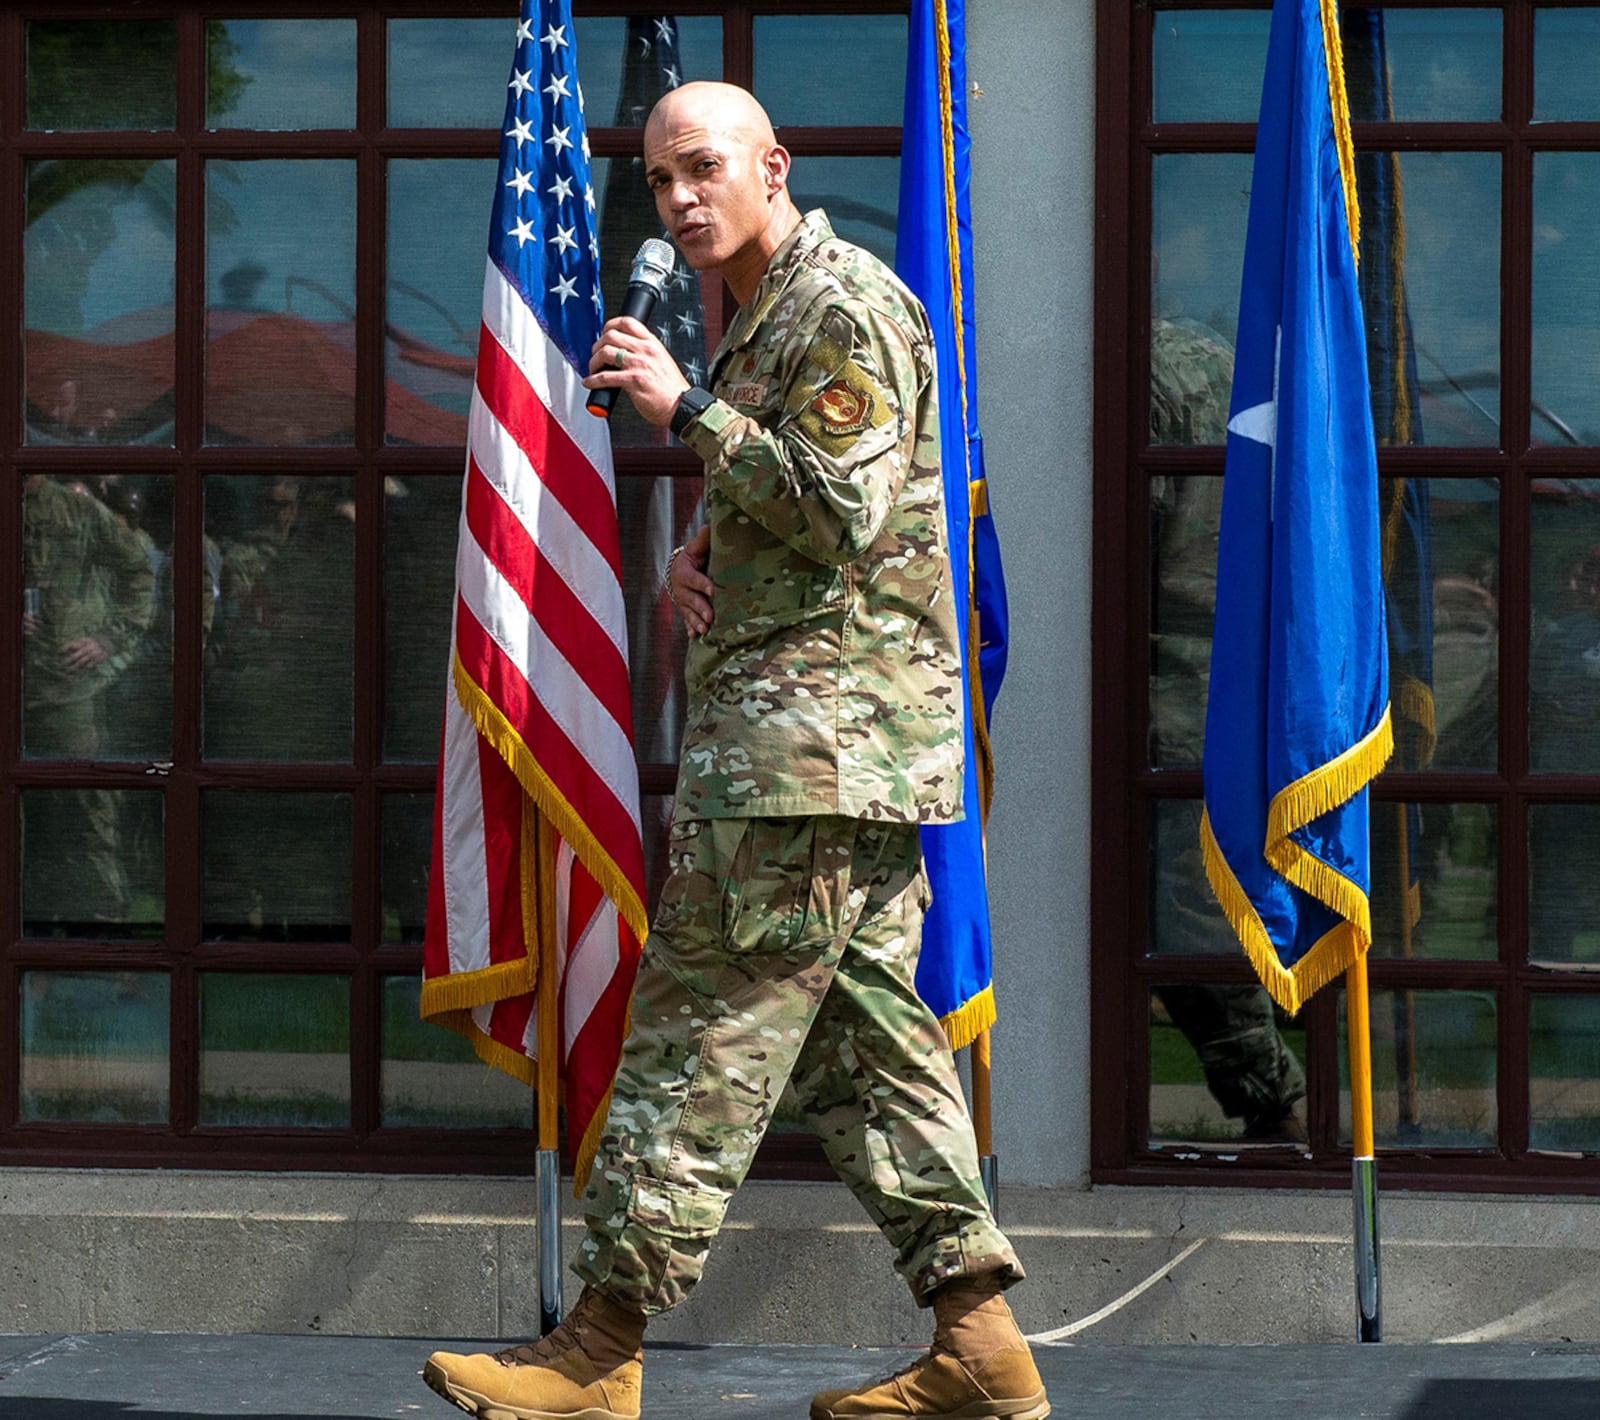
[1533, 155, 1600, 447]
[1535, 9, 1600, 122]
[787, 158, 899, 267]
[1151, 475, 1500, 772]
[619, 474, 703, 770]
[579, 17, 722, 127]
[21, 790, 163, 939]
[1152, 10, 1270, 123]
[1149, 800, 1237, 956]
[205, 160, 357, 445]
[386, 160, 495, 447]
[207, 20, 356, 130]
[1529, 805, 1600, 965]
[388, 19, 508, 128]
[384, 476, 458, 760]
[1149, 985, 1307, 1146]
[1341, 10, 1501, 122]
[204, 475, 355, 761]
[1530, 995, 1600, 1151]
[1409, 478, 1500, 770]
[381, 976, 531, 1128]
[25, 159, 176, 446]
[1357, 153, 1499, 447]
[382, 794, 433, 945]
[1149, 475, 1220, 767]
[20, 970, 170, 1123]
[26, 21, 176, 130]
[1369, 802, 1497, 961]
[1150, 153, 1252, 443]
[202, 792, 352, 941]
[1339, 988, 1496, 1147]
[22, 473, 169, 760]
[754, 16, 907, 128]
[1531, 480, 1600, 770]
[199, 973, 350, 1126]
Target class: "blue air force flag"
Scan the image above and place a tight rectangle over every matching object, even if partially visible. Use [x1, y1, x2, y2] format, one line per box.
[896, 0, 1010, 1049]
[1200, 0, 1393, 1014]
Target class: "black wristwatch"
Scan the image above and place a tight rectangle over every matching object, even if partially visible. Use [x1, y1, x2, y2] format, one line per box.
[670, 385, 716, 438]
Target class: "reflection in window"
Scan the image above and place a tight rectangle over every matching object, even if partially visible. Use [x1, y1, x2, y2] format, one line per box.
[1149, 476, 1221, 768]
[203, 475, 355, 762]
[388, 19, 515, 129]
[1530, 480, 1600, 771]
[21, 474, 160, 763]
[1339, 988, 1497, 1147]
[1534, 9, 1600, 123]
[1533, 155, 1600, 446]
[205, 160, 357, 445]
[383, 476, 459, 761]
[199, 973, 350, 1126]
[1149, 800, 1237, 956]
[381, 795, 433, 945]
[21, 971, 170, 1123]
[22, 790, 164, 940]
[207, 20, 356, 130]
[1369, 802, 1497, 961]
[386, 161, 495, 446]
[754, 15, 907, 127]
[788, 158, 900, 266]
[1341, 9, 1501, 122]
[381, 977, 530, 1128]
[25, 21, 178, 130]
[1152, 10, 1268, 123]
[24, 160, 177, 446]
[1149, 985, 1307, 1146]
[202, 792, 353, 942]
[1530, 995, 1600, 1152]
[1529, 805, 1600, 966]
[579, 17, 722, 128]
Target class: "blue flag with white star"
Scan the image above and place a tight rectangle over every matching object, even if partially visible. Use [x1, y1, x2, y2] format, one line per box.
[896, 0, 1010, 1049]
[1199, 0, 1392, 1014]
[490, 0, 605, 367]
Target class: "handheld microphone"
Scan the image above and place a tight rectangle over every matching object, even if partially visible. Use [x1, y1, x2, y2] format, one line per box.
[587, 237, 677, 418]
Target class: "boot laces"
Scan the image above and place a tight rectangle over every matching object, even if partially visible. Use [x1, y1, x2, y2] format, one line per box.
[493, 1316, 586, 1368]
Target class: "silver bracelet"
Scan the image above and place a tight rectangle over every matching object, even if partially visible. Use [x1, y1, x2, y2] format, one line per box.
[662, 543, 686, 596]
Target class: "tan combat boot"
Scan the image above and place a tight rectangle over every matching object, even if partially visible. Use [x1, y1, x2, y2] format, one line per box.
[422, 1286, 645, 1420]
[810, 1274, 1049, 1420]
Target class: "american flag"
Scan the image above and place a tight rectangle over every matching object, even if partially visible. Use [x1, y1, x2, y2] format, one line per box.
[421, 0, 648, 1192]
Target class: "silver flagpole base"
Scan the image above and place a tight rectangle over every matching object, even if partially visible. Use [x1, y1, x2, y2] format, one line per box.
[979, 1154, 999, 1221]
[1352, 1155, 1381, 1342]
[537, 1148, 563, 1335]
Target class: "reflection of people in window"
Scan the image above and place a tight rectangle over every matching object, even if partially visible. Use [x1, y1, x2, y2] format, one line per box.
[21, 473, 155, 929]
[1148, 317, 1308, 1144]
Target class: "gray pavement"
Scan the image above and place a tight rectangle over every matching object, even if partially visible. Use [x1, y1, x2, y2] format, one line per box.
[3, 1332, 1600, 1419]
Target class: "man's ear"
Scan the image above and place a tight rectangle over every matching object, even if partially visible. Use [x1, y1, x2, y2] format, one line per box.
[763, 143, 792, 196]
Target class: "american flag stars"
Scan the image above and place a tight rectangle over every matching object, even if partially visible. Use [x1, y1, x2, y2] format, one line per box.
[490, 2, 605, 369]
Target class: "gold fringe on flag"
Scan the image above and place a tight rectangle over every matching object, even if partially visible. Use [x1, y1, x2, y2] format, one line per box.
[940, 984, 997, 1054]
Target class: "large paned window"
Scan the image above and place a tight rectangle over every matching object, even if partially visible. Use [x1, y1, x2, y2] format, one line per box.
[1, 3, 906, 1172]
[1096, 3, 1600, 1189]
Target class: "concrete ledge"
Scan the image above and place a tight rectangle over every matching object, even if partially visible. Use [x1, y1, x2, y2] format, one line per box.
[3, 1169, 1600, 1343]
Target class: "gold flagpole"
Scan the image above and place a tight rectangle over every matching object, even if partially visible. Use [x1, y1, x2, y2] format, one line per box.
[972, 1029, 997, 1215]
[1345, 950, 1381, 1341]
[535, 813, 564, 1334]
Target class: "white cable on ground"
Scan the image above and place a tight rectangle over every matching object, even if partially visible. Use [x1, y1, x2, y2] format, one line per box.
[1025, 1237, 1210, 1345]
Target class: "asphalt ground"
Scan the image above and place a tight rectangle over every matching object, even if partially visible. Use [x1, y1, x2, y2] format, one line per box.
[4, 1332, 1600, 1419]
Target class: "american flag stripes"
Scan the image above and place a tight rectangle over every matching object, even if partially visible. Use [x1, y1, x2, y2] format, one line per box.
[422, 0, 648, 1191]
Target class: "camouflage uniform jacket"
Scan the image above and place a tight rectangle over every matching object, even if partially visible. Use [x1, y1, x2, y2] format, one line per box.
[675, 209, 964, 824]
[22, 477, 156, 708]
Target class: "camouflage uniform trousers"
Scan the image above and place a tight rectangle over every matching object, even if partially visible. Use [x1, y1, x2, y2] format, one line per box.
[574, 813, 1022, 1315]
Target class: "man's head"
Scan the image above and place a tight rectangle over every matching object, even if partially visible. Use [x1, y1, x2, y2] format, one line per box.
[644, 82, 800, 298]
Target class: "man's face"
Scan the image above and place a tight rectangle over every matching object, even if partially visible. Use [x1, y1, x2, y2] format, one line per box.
[644, 107, 774, 274]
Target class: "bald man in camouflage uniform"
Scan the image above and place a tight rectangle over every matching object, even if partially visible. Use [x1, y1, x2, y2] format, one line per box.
[423, 82, 1047, 1420]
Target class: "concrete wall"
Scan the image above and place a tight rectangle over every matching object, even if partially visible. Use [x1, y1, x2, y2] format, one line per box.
[968, 2, 1097, 1186]
[7, 1170, 1600, 1345]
